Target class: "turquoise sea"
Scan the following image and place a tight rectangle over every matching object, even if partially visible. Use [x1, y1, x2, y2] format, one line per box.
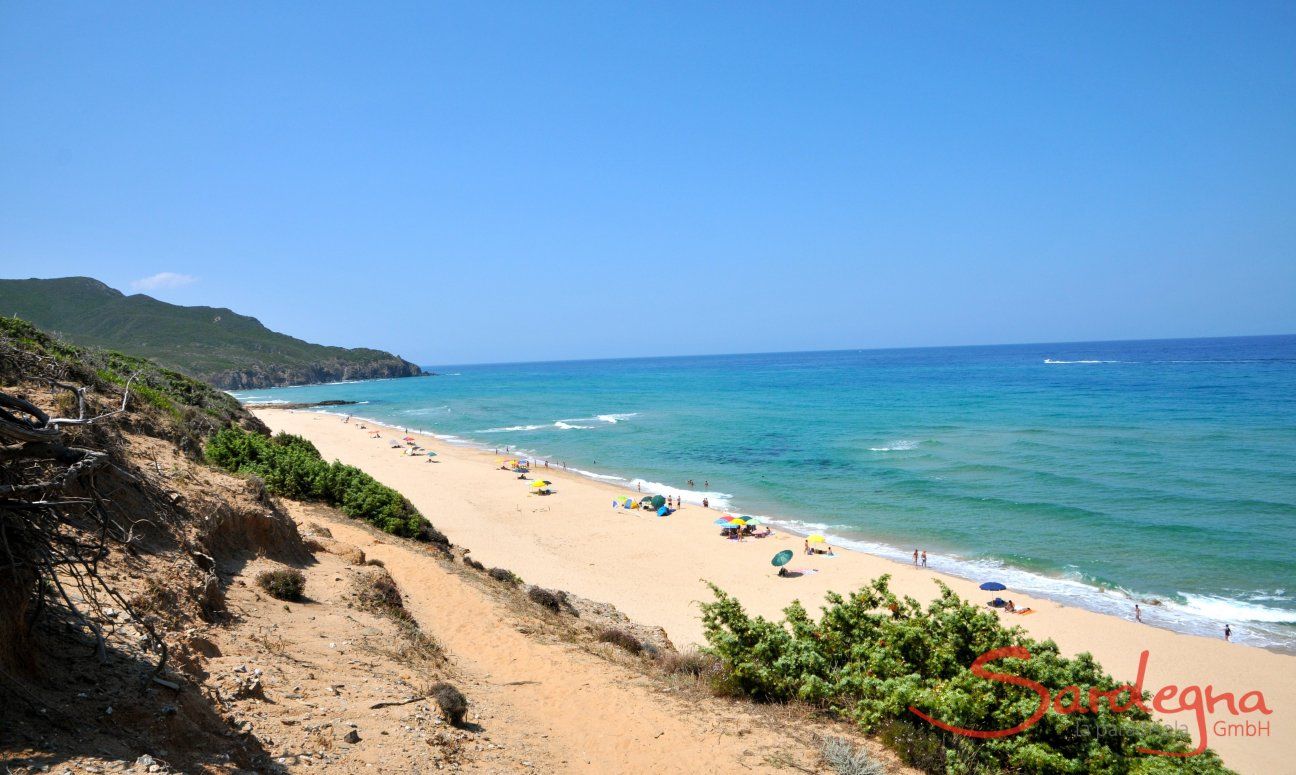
[233, 335, 1296, 651]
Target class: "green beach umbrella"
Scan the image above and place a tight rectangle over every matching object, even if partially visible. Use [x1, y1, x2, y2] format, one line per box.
[772, 550, 794, 567]
[650, 494, 666, 509]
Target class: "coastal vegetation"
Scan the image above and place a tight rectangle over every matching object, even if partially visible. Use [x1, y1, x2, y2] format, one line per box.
[699, 576, 1232, 774]
[204, 424, 446, 544]
[256, 568, 306, 601]
[0, 276, 425, 389]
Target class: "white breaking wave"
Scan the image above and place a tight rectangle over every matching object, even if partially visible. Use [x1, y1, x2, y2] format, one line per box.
[869, 440, 919, 452]
[571, 468, 628, 483]
[476, 424, 547, 433]
[1170, 594, 1296, 625]
[1044, 359, 1122, 364]
[553, 421, 594, 430]
[595, 413, 638, 423]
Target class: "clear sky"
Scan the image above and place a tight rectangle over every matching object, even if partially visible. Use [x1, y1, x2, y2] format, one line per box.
[2, 2, 1294, 365]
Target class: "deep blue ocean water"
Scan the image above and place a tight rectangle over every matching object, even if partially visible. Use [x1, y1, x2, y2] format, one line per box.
[233, 335, 1296, 650]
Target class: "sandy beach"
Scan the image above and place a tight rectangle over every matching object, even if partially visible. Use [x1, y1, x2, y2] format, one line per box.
[256, 408, 1292, 773]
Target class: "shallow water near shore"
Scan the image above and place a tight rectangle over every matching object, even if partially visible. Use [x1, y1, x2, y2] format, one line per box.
[234, 335, 1296, 651]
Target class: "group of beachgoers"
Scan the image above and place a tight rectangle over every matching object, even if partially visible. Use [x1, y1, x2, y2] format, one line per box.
[492, 447, 568, 471]
[347, 418, 439, 461]
[720, 522, 774, 540]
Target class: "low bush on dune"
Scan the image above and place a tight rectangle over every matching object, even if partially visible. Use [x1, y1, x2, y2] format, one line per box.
[656, 649, 722, 679]
[487, 567, 518, 584]
[355, 569, 408, 620]
[819, 737, 887, 775]
[257, 569, 306, 601]
[700, 575, 1231, 775]
[205, 426, 448, 543]
[527, 587, 563, 612]
[430, 682, 469, 727]
[597, 627, 644, 655]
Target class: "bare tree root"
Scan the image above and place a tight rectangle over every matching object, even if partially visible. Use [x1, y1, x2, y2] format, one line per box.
[0, 376, 169, 682]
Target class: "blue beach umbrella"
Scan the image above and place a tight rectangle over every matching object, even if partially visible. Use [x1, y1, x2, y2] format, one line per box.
[979, 582, 1007, 591]
[714, 517, 735, 526]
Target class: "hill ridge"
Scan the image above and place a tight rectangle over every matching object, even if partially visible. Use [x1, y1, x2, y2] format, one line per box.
[0, 275, 426, 389]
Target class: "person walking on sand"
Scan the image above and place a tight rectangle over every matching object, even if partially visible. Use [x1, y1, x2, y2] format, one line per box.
[1224, 624, 1231, 641]
[921, 550, 927, 567]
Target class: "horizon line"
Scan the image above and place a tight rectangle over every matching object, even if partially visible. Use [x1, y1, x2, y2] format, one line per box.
[418, 331, 1296, 371]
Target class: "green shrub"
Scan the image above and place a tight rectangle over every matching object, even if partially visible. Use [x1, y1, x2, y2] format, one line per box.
[699, 576, 1232, 774]
[204, 425, 442, 542]
[256, 569, 305, 601]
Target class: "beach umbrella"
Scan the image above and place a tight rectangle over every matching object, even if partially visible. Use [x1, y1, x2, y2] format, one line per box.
[713, 517, 735, 526]
[650, 494, 666, 509]
[979, 582, 1007, 591]
[403, 436, 414, 441]
[772, 550, 794, 567]
[531, 480, 552, 488]
[807, 534, 826, 543]
[740, 516, 763, 526]
[426, 451, 437, 457]
[728, 518, 746, 527]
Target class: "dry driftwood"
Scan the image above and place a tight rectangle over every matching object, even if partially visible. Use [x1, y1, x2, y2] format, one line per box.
[0, 374, 169, 678]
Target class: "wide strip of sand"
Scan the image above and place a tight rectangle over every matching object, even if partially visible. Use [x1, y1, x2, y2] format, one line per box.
[256, 408, 1292, 773]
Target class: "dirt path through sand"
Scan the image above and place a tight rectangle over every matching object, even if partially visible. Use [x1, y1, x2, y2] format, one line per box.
[315, 516, 826, 774]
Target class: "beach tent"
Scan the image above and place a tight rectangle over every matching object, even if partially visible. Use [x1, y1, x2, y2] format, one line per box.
[657, 506, 670, 516]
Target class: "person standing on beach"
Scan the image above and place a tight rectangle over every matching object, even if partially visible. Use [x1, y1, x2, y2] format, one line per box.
[1225, 624, 1231, 641]
[913, 549, 919, 565]
[1135, 604, 1142, 622]
[921, 550, 927, 567]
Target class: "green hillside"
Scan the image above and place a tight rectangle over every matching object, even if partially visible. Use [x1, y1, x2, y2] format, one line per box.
[0, 277, 425, 389]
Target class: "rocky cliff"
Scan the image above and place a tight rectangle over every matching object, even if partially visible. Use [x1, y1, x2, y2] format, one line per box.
[208, 356, 426, 390]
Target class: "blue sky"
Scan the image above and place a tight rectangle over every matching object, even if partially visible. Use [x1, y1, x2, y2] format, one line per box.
[2, 2, 1293, 365]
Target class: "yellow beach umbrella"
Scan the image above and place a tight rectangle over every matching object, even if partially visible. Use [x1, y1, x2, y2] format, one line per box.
[531, 480, 552, 488]
[729, 518, 746, 526]
[808, 534, 826, 543]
